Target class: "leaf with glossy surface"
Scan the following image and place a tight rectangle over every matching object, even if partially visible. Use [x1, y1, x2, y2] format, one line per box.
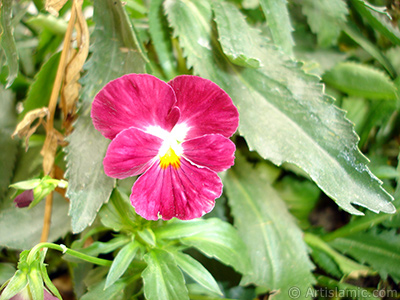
[0, 0, 18, 87]
[323, 62, 397, 100]
[302, 0, 348, 47]
[173, 251, 222, 296]
[213, 2, 260, 68]
[259, 0, 293, 56]
[155, 218, 251, 275]
[65, 0, 147, 233]
[330, 231, 400, 283]
[165, 0, 395, 215]
[105, 241, 139, 289]
[142, 249, 189, 300]
[224, 156, 315, 298]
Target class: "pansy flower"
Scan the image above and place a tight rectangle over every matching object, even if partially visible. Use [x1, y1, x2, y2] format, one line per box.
[91, 74, 239, 220]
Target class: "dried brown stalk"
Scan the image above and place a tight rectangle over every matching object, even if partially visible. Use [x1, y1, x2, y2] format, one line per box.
[60, 0, 89, 135]
[39, 0, 88, 242]
[12, 107, 48, 150]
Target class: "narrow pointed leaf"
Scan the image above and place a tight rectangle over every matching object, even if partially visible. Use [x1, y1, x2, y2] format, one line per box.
[165, 0, 395, 215]
[142, 249, 189, 300]
[323, 62, 397, 100]
[342, 22, 396, 78]
[155, 218, 250, 275]
[65, 0, 147, 233]
[224, 157, 315, 299]
[173, 252, 222, 296]
[259, 0, 294, 56]
[302, 0, 348, 47]
[41, 264, 63, 300]
[330, 231, 400, 283]
[317, 275, 380, 300]
[0, 0, 18, 87]
[105, 241, 139, 289]
[351, 0, 400, 46]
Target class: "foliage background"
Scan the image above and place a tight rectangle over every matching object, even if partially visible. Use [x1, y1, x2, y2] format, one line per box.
[1, 0, 400, 299]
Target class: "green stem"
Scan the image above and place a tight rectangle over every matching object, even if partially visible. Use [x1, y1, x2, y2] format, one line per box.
[26, 242, 112, 267]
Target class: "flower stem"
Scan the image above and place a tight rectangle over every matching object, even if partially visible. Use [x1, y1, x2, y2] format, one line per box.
[26, 242, 112, 267]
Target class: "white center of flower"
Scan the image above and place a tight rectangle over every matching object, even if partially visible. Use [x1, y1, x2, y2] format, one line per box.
[146, 123, 190, 169]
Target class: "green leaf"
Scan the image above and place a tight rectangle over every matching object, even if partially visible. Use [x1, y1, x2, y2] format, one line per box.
[173, 251, 222, 296]
[155, 218, 251, 275]
[80, 0, 147, 102]
[27, 261, 44, 300]
[213, 2, 260, 68]
[0, 270, 27, 300]
[0, 264, 16, 286]
[149, 0, 178, 79]
[0, 87, 17, 200]
[81, 278, 128, 300]
[323, 61, 397, 100]
[224, 156, 315, 298]
[274, 176, 320, 228]
[76, 236, 130, 258]
[302, 0, 348, 47]
[165, 0, 395, 216]
[0, 0, 18, 88]
[137, 228, 156, 247]
[65, 115, 115, 234]
[105, 241, 139, 289]
[259, 0, 294, 56]
[40, 264, 62, 300]
[351, 0, 400, 46]
[65, 0, 147, 233]
[99, 189, 136, 231]
[0, 193, 71, 249]
[305, 233, 372, 279]
[316, 275, 380, 300]
[330, 231, 400, 283]
[142, 249, 189, 300]
[22, 52, 60, 116]
[342, 22, 396, 78]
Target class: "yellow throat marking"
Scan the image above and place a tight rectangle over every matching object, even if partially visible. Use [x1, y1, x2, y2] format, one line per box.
[159, 147, 181, 169]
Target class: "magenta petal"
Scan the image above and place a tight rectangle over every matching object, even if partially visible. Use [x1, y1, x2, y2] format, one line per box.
[168, 75, 239, 140]
[14, 189, 34, 208]
[91, 74, 179, 140]
[104, 127, 162, 179]
[130, 158, 222, 220]
[183, 134, 236, 172]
